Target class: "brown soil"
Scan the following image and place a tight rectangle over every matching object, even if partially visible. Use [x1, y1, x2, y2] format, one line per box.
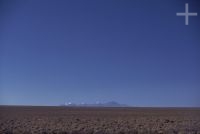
[0, 106, 200, 134]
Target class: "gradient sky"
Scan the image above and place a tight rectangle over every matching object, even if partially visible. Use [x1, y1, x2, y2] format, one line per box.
[0, 0, 200, 107]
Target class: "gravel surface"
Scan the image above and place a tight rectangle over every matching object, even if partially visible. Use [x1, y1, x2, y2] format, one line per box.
[0, 106, 200, 134]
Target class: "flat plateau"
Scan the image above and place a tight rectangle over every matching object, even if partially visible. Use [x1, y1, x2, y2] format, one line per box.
[0, 106, 200, 134]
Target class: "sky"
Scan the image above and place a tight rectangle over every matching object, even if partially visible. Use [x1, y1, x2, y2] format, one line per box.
[0, 0, 200, 107]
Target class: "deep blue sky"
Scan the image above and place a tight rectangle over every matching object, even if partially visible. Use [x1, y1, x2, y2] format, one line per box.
[0, 0, 200, 107]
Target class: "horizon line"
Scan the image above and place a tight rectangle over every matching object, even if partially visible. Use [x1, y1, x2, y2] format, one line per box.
[1, 104, 200, 108]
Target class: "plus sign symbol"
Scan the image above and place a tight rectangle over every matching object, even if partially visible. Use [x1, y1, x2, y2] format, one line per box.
[176, 3, 198, 25]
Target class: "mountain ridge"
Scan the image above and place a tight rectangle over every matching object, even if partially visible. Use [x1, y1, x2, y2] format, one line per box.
[61, 101, 129, 107]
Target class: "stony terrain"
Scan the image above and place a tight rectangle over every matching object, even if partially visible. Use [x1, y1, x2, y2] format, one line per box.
[0, 106, 200, 134]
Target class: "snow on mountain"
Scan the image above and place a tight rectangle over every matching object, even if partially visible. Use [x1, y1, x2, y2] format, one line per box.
[62, 101, 128, 107]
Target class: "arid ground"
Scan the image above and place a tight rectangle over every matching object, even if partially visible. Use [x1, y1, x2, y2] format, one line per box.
[0, 106, 200, 134]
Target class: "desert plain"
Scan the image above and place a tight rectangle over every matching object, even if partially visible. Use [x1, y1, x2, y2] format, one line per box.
[0, 106, 200, 134]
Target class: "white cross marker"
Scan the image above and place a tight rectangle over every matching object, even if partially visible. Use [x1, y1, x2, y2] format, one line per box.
[176, 3, 198, 25]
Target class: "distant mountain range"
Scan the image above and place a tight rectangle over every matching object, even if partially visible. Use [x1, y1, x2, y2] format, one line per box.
[61, 101, 129, 107]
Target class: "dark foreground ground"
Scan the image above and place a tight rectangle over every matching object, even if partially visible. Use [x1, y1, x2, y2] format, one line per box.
[0, 106, 200, 134]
